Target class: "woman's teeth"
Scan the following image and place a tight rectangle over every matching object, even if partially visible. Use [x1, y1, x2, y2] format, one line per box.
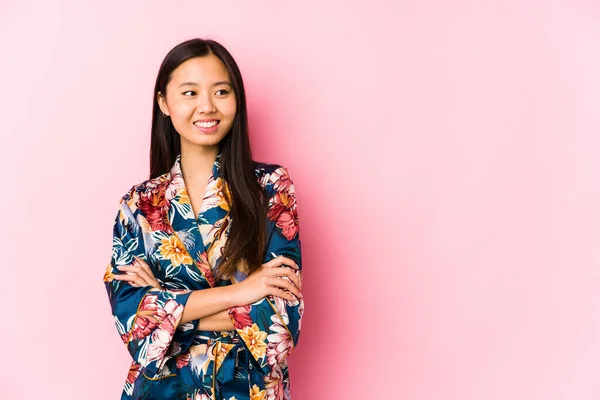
[194, 121, 219, 128]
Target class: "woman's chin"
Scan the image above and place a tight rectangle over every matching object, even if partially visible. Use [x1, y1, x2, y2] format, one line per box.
[179, 132, 229, 149]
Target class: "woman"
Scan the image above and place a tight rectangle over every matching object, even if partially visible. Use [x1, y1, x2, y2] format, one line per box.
[103, 38, 304, 400]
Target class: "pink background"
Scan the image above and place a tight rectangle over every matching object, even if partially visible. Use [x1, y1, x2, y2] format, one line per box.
[2, 0, 600, 398]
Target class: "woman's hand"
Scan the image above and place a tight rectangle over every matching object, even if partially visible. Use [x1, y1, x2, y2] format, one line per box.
[233, 256, 302, 305]
[113, 256, 164, 290]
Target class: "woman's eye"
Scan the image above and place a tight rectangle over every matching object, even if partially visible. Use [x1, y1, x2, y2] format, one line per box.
[182, 91, 196, 96]
[215, 89, 229, 96]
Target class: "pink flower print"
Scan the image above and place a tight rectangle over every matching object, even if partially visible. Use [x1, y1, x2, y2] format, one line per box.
[270, 168, 293, 192]
[130, 297, 184, 365]
[265, 365, 285, 400]
[146, 328, 172, 364]
[175, 351, 191, 369]
[266, 315, 292, 367]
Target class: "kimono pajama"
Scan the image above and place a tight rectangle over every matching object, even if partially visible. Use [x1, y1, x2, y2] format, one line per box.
[103, 153, 303, 400]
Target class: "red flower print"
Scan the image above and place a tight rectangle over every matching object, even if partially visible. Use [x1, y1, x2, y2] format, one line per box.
[276, 209, 299, 241]
[138, 184, 172, 232]
[130, 295, 161, 341]
[126, 363, 141, 384]
[229, 305, 253, 329]
[266, 192, 299, 240]
[196, 251, 217, 287]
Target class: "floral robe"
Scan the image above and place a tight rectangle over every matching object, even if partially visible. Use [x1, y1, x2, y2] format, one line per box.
[103, 153, 303, 400]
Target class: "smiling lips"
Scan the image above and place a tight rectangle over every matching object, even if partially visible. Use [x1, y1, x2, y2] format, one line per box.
[194, 119, 219, 128]
[193, 119, 220, 132]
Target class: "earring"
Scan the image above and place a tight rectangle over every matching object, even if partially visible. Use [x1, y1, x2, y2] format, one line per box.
[162, 113, 169, 117]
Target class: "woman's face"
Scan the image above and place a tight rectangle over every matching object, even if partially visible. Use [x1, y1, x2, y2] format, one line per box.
[157, 54, 237, 151]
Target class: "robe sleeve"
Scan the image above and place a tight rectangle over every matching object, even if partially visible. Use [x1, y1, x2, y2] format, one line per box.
[227, 166, 304, 375]
[103, 196, 200, 377]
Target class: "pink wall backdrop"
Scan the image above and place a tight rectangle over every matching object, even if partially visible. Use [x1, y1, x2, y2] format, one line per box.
[2, 0, 600, 398]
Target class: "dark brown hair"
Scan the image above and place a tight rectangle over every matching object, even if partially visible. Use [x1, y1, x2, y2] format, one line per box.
[149, 38, 266, 281]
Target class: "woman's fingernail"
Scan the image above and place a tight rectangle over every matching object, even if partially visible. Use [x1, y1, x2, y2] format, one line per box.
[116, 266, 123, 270]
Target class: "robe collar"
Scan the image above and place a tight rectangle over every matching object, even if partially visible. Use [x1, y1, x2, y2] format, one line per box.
[164, 152, 230, 287]
[167, 152, 223, 201]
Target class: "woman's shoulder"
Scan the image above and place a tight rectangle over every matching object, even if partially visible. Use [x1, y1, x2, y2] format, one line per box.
[118, 171, 172, 210]
[253, 160, 284, 176]
[253, 160, 296, 193]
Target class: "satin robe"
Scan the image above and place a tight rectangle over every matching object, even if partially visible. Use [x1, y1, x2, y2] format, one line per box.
[103, 153, 303, 400]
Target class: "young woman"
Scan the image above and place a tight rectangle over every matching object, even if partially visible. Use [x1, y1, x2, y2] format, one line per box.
[103, 38, 304, 400]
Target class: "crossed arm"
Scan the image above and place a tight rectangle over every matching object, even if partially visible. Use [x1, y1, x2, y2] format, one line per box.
[113, 254, 302, 331]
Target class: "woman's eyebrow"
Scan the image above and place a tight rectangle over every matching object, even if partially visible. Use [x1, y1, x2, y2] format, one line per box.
[178, 81, 232, 88]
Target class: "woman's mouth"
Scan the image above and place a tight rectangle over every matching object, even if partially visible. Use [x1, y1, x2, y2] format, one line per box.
[193, 120, 220, 132]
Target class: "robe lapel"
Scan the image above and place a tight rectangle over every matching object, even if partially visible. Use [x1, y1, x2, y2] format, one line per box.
[165, 153, 232, 287]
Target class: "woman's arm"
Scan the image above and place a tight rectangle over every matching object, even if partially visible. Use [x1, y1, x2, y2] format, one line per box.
[117, 251, 301, 327]
[114, 257, 240, 324]
[179, 286, 237, 324]
[105, 199, 201, 379]
[226, 166, 304, 374]
[197, 310, 235, 331]
[119, 259, 300, 325]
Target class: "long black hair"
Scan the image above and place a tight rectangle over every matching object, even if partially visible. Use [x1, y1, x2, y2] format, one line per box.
[149, 38, 266, 280]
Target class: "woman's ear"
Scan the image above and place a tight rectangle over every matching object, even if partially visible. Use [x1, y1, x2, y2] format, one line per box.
[157, 91, 169, 116]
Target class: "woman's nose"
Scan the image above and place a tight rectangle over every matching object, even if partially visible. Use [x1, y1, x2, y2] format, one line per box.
[196, 92, 216, 113]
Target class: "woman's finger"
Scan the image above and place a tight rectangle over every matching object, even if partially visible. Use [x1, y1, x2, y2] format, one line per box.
[132, 257, 164, 290]
[117, 265, 152, 286]
[289, 269, 301, 291]
[114, 272, 147, 287]
[267, 267, 301, 290]
[113, 273, 137, 282]
[268, 287, 297, 303]
[133, 256, 155, 277]
[265, 277, 302, 299]
[264, 256, 298, 270]
[119, 264, 164, 290]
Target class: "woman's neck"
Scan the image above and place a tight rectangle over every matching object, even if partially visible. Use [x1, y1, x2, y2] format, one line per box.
[179, 144, 219, 189]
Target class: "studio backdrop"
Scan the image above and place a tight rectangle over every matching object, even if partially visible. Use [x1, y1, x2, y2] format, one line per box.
[1, 1, 600, 399]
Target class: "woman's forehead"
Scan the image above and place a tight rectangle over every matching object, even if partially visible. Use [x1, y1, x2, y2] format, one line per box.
[170, 55, 231, 86]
